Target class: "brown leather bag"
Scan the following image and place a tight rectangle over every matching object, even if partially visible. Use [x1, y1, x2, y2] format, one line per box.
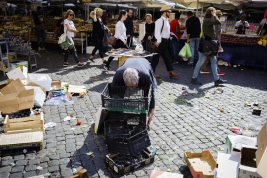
[108, 36, 117, 46]
[54, 27, 61, 37]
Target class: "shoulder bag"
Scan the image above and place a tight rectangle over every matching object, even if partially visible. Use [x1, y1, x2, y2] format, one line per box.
[202, 34, 219, 56]
[148, 19, 164, 52]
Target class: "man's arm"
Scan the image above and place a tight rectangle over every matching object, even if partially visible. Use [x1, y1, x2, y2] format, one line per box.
[154, 19, 163, 46]
[186, 20, 191, 43]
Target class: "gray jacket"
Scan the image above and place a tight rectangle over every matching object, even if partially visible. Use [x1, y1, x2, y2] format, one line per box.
[202, 16, 221, 40]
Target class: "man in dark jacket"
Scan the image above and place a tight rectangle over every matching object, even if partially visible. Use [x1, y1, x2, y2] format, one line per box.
[112, 58, 157, 126]
[186, 11, 201, 65]
[124, 9, 134, 47]
[33, 6, 46, 51]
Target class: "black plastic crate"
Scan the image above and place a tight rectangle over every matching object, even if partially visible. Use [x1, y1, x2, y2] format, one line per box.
[104, 120, 130, 138]
[108, 111, 147, 126]
[101, 83, 151, 114]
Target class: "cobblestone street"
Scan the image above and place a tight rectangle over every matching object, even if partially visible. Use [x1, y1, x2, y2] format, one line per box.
[0, 48, 267, 178]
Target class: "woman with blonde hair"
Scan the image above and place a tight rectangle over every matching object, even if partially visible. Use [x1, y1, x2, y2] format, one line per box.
[89, 8, 106, 63]
[63, 9, 84, 67]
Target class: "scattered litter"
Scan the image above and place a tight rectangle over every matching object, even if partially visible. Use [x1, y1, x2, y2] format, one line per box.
[10, 163, 15, 166]
[44, 122, 57, 128]
[149, 146, 157, 155]
[187, 88, 198, 94]
[220, 109, 224, 113]
[217, 88, 224, 94]
[77, 120, 82, 125]
[71, 128, 75, 130]
[43, 172, 51, 177]
[23, 149, 27, 154]
[86, 151, 95, 159]
[205, 94, 210, 98]
[81, 125, 87, 128]
[63, 116, 76, 121]
[252, 107, 262, 116]
[72, 168, 78, 174]
[183, 92, 188, 96]
[229, 127, 242, 135]
[253, 101, 259, 106]
[244, 101, 254, 107]
[36, 166, 43, 170]
[182, 87, 186, 90]
[167, 168, 172, 172]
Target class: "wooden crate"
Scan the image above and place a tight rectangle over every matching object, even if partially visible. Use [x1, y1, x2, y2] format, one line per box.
[0, 131, 43, 150]
[4, 112, 44, 134]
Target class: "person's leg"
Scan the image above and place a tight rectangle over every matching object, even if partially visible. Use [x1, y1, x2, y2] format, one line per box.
[151, 42, 164, 72]
[105, 56, 114, 70]
[209, 55, 219, 81]
[97, 39, 104, 59]
[168, 40, 175, 63]
[41, 28, 45, 49]
[200, 56, 209, 71]
[192, 52, 206, 79]
[64, 49, 69, 63]
[72, 46, 80, 63]
[188, 38, 196, 64]
[91, 40, 99, 57]
[36, 28, 41, 49]
[161, 41, 174, 71]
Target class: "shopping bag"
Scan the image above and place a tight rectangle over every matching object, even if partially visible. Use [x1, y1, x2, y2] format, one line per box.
[185, 43, 192, 58]
[179, 43, 188, 58]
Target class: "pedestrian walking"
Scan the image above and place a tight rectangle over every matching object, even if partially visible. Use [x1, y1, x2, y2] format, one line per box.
[33, 6, 46, 51]
[63, 9, 84, 67]
[191, 7, 226, 86]
[151, 5, 179, 78]
[104, 10, 128, 70]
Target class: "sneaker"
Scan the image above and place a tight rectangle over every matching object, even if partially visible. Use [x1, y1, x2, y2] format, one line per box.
[218, 71, 225, 76]
[38, 47, 42, 51]
[103, 60, 107, 64]
[77, 62, 84, 67]
[191, 78, 202, 85]
[63, 62, 69, 66]
[200, 70, 210, 74]
[104, 65, 110, 71]
[214, 79, 227, 86]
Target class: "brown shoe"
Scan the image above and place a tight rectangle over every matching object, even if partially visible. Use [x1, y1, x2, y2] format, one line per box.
[169, 71, 179, 78]
[154, 74, 160, 78]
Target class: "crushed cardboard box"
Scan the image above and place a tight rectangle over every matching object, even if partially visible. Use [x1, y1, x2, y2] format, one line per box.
[1, 79, 25, 95]
[256, 122, 267, 177]
[225, 135, 257, 155]
[216, 152, 240, 178]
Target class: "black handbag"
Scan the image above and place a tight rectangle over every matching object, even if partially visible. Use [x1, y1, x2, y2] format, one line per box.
[203, 34, 219, 56]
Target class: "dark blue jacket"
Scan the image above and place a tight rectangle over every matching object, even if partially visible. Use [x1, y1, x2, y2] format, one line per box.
[112, 58, 157, 110]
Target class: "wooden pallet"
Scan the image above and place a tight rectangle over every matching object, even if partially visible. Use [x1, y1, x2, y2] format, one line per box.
[4, 112, 44, 134]
[0, 131, 43, 151]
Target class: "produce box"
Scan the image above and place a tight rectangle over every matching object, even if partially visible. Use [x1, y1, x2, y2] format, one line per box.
[105, 148, 154, 175]
[184, 150, 216, 178]
[10, 61, 28, 70]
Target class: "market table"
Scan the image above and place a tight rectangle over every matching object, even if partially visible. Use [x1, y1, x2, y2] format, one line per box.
[218, 43, 267, 68]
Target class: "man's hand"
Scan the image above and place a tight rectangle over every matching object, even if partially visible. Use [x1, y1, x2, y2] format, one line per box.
[147, 109, 154, 126]
[170, 37, 173, 40]
[148, 36, 152, 40]
[186, 39, 190, 43]
[127, 34, 130, 37]
[123, 41, 127, 45]
[155, 42, 160, 47]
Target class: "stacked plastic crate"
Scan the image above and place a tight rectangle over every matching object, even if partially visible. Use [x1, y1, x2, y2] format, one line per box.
[101, 83, 152, 156]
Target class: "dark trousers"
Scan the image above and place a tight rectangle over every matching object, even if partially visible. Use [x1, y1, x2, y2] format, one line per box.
[151, 39, 174, 72]
[64, 44, 79, 63]
[106, 39, 127, 67]
[36, 27, 45, 48]
[92, 38, 104, 58]
[127, 36, 133, 48]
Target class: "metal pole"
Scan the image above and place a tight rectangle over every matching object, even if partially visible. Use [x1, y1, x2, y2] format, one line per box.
[196, 0, 199, 17]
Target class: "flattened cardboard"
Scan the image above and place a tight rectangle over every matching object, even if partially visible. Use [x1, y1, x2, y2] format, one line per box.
[25, 86, 46, 107]
[256, 122, 267, 177]
[51, 81, 62, 90]
[68, 85, 86, 94]
[225, 135, 257, 155]
[1, 79, 25, 95]
[27, 73, 52, 91]
[150, 170, 183, 178]
[239, 147, 261, 178]
[0, 89, 34, 114]
[216, 153, 239, 178]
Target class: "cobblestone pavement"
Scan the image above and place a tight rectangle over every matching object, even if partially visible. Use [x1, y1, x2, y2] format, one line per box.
[0, 48, 267, 178]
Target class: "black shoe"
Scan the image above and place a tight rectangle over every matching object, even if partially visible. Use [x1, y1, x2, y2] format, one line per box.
[88, 58, 94, 62]
[77, 62, 84, 68]
[191, 78, 202, 85]
[214, 79, 227, 86]
[104, 65, 110, 71]
[103, 60, 107, 64]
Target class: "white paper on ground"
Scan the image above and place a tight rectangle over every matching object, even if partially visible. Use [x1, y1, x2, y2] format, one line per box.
[44, 122, 57, 128]
[216, 152, 240, 178]
[63, 116, 76, 121]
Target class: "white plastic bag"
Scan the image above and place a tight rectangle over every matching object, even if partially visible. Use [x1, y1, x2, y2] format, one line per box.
[135, 43, 143, 51]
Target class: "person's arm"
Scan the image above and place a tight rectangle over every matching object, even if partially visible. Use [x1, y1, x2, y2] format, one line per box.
[155, 19, 163, 46]
[124, 17, 130, 37]
[245, 21, 250, 29]
[186, 20, 191, 43]
[92, 9, 97, 22]
[204, 17, 221, 26]
[115, 22, 126, 44]
[33, 14, 39, 25]
[65, 21, 76, 32]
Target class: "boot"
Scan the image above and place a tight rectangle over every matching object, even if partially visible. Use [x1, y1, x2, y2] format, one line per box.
[169, 71, 179, 78]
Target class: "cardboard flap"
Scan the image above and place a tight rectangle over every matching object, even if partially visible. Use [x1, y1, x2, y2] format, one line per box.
[1, 79, 25, 95]
[51, 81, 62, 90]
[240, 147, 257, 168]
[257, 148, 267, 177]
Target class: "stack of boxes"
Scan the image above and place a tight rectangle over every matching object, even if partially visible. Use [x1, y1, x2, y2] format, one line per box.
[101, 83, 153, 175]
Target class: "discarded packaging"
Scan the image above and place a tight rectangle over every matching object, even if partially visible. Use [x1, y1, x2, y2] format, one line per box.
[44, 122, 57, 128]
[150, 170, 184, 178]
[216, 152, 240, 178]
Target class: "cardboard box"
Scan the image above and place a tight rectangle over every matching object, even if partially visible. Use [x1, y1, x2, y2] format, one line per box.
[184, 150, 216, 178]
[0, 89, 34, 114]
[25, 86, 46, 107]
[216, 152, 240, 178]
[6, 67, 28, 80]
[256, 122, 267, 177]
[68, 85, 86, 94]
[27, 73, 52, 91]
[239, 147, 261, 178]
[105, 149, 154, 175]
[0, 79, 25, 95]
[225, 135, 257, 155]
[150, 170, 183, 178]
[51, 81, 62, 91]
[10, 61, 28, 70]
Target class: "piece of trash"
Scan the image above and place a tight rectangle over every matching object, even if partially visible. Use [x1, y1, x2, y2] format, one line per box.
[44, 122, 57, 128]
[244, 102, 254, 107]
[233, 65, 237, 67]
[217, 88, 223, 94]
[149, 146, 157, 155]
[187, 88, 198, 94]
[71, 128, 75, 130]
[205, 94, 210, 98]
[43, 172, 51, 177]
[81, 125, 87, 128]
[182, 87, 186, 90]
[36, 166, 43, 170]
[167, 168, 172, 172]
[63, 116, 76, 121]
[229, 127, 242, 135]
[86, 151, 95, 159]
[253, 101, 259, 107]
[220, 109, 224, 113]
[72, 168, 78, 174]
[252, 107, 262, 116]
[10, 163, 15, 166]
[183, 92, 188, 96]
[23, 149, 27, 154]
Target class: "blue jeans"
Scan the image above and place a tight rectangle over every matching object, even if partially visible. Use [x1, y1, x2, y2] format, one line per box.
[189, 38, 200, 63]
[192, 52, 219, 81]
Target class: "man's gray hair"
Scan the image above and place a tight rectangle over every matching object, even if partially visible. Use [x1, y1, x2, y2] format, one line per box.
[123, 68, 139, 86]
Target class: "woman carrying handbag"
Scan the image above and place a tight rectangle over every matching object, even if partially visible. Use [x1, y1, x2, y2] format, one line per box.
[191, 7, 226, 86]
[104, 10, 128, 71]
